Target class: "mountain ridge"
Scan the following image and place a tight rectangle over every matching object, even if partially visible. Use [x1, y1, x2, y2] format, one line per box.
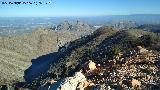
[20, 27, 160, 89]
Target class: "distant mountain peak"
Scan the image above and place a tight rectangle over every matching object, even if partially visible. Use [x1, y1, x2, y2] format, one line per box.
[54, 20, 95, 36]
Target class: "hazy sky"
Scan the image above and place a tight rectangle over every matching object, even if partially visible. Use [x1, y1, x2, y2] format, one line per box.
[0, 0, 160, 17]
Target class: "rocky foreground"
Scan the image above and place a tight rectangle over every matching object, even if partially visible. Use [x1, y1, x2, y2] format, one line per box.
[39, 46, 160, 90]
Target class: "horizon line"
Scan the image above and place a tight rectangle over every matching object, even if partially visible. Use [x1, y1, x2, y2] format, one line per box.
[0, 14, 160, 18]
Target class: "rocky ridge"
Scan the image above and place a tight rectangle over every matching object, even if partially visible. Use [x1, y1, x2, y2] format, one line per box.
[23, 27, 160, 90]
[40, 46, 160, 90]
[54, 20, 96, 36]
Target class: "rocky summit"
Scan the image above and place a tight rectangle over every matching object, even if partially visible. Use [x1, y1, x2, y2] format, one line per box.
[19, 27, 160, 90]
[39, 46, 160, 90]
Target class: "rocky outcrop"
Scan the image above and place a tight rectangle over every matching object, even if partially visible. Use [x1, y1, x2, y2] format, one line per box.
[39, 48, 159, 90]
[56, 21, 71, 31]
[55, 20, 95, 37]
[39, 71, 86, 90]
[113, 21, 137, 30]
[39, 61, 98, 90]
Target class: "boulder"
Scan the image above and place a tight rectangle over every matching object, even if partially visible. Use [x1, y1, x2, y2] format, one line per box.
[87, 60, 97, 71]
[77, 80, 95, 90]
[131, 79, 141, 88]
[39, 71, 86, 90]
[137, 46, 148, 54]
[82, 60, 97, 75]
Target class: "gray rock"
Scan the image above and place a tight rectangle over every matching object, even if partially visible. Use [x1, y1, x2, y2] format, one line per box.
[39, 72, 86, 90]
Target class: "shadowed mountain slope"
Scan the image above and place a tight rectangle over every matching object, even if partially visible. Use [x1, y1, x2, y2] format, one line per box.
[0, 28, 78, 86]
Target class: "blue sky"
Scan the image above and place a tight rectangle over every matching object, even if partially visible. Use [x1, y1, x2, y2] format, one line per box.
[0, 0, 160, 17]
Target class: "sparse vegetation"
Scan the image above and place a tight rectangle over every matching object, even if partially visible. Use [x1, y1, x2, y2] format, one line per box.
[22, 27, 160, 89]
[0, 25, 160, 89]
